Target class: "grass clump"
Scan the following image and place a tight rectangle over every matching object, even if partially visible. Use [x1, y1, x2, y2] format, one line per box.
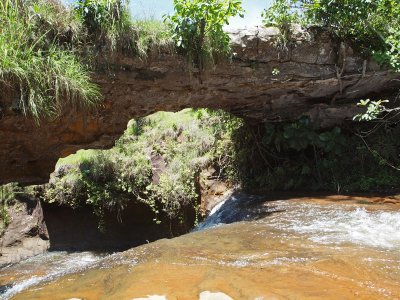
[0, 0, 101, 120]
[74, 0, 134, 52]
[0, 0, 174, 120]
[132, 18, 173, 58]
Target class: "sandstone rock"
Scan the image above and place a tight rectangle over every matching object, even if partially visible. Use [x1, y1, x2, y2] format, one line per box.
[0, 198, 49, 267]
[199, 167, 232, 215]
[1, 26, 399, 184]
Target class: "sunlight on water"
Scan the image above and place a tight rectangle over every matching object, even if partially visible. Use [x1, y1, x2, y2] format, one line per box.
[0, 252, 107, 299]
[265, 202, 400, 250]
[3, 194, 400, 300]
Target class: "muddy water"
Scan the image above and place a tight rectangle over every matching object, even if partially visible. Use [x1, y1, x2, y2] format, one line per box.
[3, 194, 400, 300]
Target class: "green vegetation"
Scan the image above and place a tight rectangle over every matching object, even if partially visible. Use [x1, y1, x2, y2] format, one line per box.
[74, 0, 133, 52]
[264, 0, 400, 122]
[353, 99, 389, 122]
[44, 108, 400, 230]
[0, 0, 173, 120]
[165, 0, 244, 71]
[262, 0, 300, 48]
[235, 118, 400, 193]
[0, 183, 18, 234]
[0, 0, 101, 119]
[132, 18, 174, 58]
[1, 0, 399, 121]
[264, 0, 400, 63]
[2, 0, 400, 232]
[0, 0, 248, 120]
[45, 109, 241, 229]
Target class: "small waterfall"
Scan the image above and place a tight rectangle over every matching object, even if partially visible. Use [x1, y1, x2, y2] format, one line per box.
[195, 192, 280, 231]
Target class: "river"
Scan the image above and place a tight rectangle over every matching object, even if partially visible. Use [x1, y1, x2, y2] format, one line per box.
[1, 193, 400, 299]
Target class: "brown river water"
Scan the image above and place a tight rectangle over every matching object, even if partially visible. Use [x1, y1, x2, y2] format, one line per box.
[1, 194, 400, 299]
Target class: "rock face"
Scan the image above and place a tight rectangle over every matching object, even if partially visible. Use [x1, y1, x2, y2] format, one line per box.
[41, 201, 187, 252]
[199, 167, 233, 216]
[0, 197, 49, 266]
[1, 26, 400, 184]
[0, 197, 194, 266]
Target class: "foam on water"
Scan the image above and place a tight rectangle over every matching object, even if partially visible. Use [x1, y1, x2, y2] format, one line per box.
[132, 296, 167, 300]
[198, 195, 400, 250]
[0, 252, 105, 300]
[195, 193, 267, 231]
[3, 195, 400, 299]
[268, 202, 400, 250]
[199, 291, 234, 300]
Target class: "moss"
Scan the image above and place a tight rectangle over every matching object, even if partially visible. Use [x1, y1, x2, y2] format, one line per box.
[57, 149, 99, 167]
[45, 109, 241, 228]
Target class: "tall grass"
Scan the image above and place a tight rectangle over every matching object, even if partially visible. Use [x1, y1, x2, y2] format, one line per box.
[0, 0, 175, 120]
[75, 1, 174, 56]
[132, 18, 173, 58]
[75, 0, 134, 52]
[0, 0, 101, 120]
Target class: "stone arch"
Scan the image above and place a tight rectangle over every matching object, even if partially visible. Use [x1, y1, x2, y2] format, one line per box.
[1, 27, 399, 183]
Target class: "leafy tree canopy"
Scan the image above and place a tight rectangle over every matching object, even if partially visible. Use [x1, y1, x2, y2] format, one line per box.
[165, 0, 244, 70]
[264, 0, 400, 69]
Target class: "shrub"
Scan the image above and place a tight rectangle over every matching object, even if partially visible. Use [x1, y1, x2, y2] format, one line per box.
[165, 0, 244, 70]
[234, 118, 400, 193]
[0, 183, 19, 233]
[74, 0, 134, 52]
[262, 0, 300, 48]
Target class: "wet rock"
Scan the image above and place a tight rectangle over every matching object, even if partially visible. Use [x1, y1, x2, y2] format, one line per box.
[0, 198, 49, 267]
[199, 167, 232, 216]
[196, 192, 276, 230]
[0, 284, 13, 294]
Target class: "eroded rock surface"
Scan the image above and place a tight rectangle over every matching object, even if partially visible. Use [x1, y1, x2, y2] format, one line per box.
[1, 26, 400, 184]
[0, 197, 195, 266]
[0, 197, 49, 266]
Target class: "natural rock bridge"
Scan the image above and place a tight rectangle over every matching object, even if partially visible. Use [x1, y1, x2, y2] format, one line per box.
[1, 26, 400, 184]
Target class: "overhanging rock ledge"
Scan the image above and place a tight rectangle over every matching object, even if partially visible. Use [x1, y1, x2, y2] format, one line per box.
[1, 26, 399, 184]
